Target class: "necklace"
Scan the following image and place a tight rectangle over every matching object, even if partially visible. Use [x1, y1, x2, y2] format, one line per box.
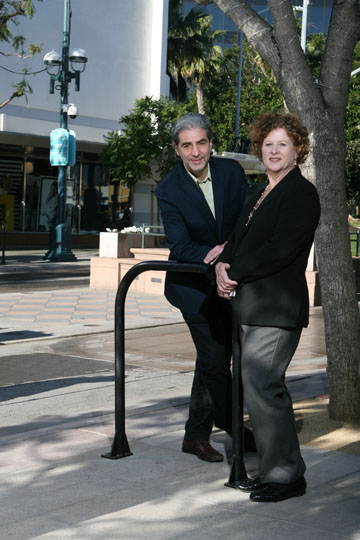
[245, 184, 271, 227]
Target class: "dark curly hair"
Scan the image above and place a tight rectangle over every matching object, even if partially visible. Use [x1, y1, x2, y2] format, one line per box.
[249, 112, 310, 164]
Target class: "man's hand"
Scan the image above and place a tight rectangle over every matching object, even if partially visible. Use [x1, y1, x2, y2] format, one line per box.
[215, 262, 238, 299]
[203, 242, 227, 265]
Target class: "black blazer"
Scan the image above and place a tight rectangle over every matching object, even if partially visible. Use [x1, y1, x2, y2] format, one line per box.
[219, 167, 321, 328]
[155, 156, 248, 313]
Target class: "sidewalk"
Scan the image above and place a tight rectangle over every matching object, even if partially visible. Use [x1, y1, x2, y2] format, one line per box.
[0, 252, 360, 540]
[0, 249, 183, 342]
[0, 287, 183, 342]
[1, 336, 359, 540]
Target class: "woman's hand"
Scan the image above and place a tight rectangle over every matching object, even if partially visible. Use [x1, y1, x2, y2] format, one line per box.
[215, 262, 238, 299]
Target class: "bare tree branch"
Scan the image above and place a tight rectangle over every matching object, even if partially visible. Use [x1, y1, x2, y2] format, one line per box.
[319, 0, 360, 117]
[195, 0, 281, 78]
[0, 2, 26, 28]
[0, 50, 37, 59]
[0, 88, 21, 109]
[267, 0, 323, 115]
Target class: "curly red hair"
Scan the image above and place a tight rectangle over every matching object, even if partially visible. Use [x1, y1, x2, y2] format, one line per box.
[249, 112, 310, 164]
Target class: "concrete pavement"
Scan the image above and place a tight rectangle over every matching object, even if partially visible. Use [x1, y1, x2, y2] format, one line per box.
[0, 251, 360, 540]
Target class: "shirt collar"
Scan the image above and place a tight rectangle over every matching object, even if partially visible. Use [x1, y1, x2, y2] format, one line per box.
[185, 164, 212, 185]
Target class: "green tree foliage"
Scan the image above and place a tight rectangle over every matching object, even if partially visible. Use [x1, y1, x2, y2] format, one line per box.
[345, 41, 360, 213]
[305, 34, 360, 212]
[305, 32, 326, 76]
[168, 0, 223, 112]
[0, 0, 42, 109]
[345, 140, 360, 213]
[199, 39, 283, 152]
[304, 34, 360, 212]
[101, 96, 194, 188]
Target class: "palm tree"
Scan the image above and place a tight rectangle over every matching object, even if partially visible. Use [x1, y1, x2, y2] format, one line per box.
[167, 0, 223, 113]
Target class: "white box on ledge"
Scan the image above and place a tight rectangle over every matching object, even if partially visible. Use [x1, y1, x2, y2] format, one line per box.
[99, 231, 146, 258]
[99, 232, 122, 258]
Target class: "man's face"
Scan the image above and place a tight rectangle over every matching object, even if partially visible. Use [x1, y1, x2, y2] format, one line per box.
[174, 128, 212, 181]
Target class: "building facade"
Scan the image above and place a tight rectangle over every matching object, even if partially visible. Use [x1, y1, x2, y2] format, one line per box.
[0, 0, 334, 245]
[182, 0, 333, 47]
[0, 0, 169, 241]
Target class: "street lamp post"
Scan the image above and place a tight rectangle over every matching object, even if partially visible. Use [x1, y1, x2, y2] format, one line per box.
[233, 31, 244, 153]
[294, 0, 310, 52]
[43, 0, 88, 261]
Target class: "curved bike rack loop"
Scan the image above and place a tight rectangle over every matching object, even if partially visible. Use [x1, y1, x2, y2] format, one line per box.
[101, 259, 246, 487]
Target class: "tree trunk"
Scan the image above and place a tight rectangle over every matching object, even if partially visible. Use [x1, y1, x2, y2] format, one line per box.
[196, 0, 360, 423]
[195, 83, 206, 115]
[178, 73, 188, 102]
[307, 115, 360, 423]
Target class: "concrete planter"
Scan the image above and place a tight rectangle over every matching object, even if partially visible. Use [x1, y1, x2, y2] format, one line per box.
[99, 232, 154, 259]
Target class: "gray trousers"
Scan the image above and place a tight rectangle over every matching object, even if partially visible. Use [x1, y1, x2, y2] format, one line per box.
[239, 324, 306, 484]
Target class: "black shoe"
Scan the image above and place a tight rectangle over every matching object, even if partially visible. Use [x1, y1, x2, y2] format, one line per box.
[237, 477, 262, 492]
[250, 477, 306, 503]
[182, 440, 224, 462]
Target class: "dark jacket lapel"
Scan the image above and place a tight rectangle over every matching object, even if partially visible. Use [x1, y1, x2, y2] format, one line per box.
[176, 163, 218, 236]
[232, 183, 265, 241]
[241, 167, 302, 234]
[210, 158, 225, 234]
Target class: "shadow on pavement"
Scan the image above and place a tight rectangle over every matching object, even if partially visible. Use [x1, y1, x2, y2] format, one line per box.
[0, 330, 53, 343]
[0, 373, 114, 403]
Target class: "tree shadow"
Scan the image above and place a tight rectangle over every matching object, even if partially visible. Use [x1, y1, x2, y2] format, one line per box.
[0, 330, 53, 343]
[1, 393, 360, 540]
[0, 373, 114, 404]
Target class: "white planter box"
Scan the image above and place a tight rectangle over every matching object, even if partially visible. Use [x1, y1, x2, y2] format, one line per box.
[99, 232, 143, 258]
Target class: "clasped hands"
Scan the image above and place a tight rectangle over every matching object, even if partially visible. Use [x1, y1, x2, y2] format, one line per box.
[202, 242, 237, 299]
[203, 244, 237, 299]
[215, 262, 237, 299]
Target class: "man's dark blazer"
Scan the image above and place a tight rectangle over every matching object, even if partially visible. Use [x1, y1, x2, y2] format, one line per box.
[219, 167, 321, 328]
[155, 156, 248, 313]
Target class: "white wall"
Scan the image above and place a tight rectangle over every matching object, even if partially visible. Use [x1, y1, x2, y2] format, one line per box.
[0, 0, 169, 143]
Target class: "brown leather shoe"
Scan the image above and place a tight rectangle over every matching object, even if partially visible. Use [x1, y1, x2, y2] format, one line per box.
[182, 440, 224, 462]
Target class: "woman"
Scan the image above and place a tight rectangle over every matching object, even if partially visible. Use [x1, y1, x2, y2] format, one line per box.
[215, 112, 321, 503]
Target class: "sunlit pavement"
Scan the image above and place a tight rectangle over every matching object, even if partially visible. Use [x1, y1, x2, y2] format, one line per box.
[0, 251, 359, 540]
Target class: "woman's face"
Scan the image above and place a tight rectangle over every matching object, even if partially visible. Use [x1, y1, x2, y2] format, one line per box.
[261, 128, 298, 176]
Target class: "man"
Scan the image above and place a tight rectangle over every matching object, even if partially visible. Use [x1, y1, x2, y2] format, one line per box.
[155, 113, 251, 462]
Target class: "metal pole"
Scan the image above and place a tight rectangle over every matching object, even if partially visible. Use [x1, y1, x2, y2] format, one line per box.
[294, 1, 309, 53]
[22, 155, 27, 232]
[1, 223, 5, 265]
[225, 318, 247, 487]
[234, 32, 244, 152]
[102, 260, 221, 460]
[58, 0, 70, 225]
[300, 0, 309, 52]
[44, 0, 76, 262]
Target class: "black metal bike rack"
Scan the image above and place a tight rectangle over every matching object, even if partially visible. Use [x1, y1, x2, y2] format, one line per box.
[102, 259, 247, 486]
[225, 318, 247, 488]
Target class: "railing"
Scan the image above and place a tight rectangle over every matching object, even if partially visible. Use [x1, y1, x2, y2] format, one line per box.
[1, 223, 5, 265]
[350, 230, 360, 257]
[101, 259, 247, 487]
[140, 224, 165, 248]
